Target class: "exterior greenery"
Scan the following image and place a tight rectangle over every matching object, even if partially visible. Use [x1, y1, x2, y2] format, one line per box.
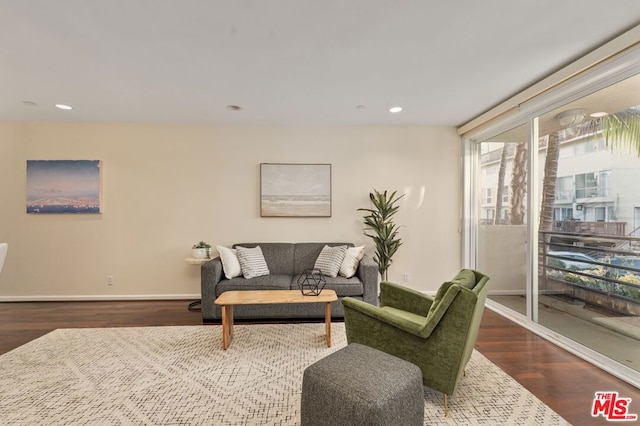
[358, 190, 404, 281]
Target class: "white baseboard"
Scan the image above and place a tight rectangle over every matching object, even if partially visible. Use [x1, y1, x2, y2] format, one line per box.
[0, 294, 200, 302]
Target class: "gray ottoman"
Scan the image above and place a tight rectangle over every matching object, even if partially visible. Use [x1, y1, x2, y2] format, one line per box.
[301, 343, 424, 426]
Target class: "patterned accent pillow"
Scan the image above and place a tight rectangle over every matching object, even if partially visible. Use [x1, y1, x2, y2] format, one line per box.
[314, 245, 348, 278]
[236, 246, 270, 279]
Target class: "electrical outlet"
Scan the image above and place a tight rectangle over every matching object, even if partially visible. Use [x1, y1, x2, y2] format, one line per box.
[403, 272, 409, 282]
[107, 275, 114, 286]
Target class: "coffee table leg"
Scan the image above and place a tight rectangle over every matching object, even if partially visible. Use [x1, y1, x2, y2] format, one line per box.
[325, 301, 331, 347]
[228, 305, 234, 340]
[221, 305, 229, 350]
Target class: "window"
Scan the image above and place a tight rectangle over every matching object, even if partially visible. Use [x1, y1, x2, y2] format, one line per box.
[555, 176, 573, 201]
[502, 185, 509, 203]
[554, 207, 574, 221]
[575, 172, 598, 198]
[482, 188, 493, 204]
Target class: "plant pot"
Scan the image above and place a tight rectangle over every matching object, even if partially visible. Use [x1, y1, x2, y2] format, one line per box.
[192, 248, 210, 259]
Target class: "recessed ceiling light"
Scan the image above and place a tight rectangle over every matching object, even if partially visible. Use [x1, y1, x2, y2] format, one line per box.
[590, 111, 609, 118]
[55, 104, 72, 110]
[389, 106, 403, 113]
[22, 101, 38, 107]
[226, 105, 242, 111]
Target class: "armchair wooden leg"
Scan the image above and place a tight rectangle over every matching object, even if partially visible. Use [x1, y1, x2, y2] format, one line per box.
[444, 393, 449, 417]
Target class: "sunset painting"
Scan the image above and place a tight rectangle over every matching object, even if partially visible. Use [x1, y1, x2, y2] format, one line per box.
[26, 160, 102, 214]
[261, 163, 331, 217]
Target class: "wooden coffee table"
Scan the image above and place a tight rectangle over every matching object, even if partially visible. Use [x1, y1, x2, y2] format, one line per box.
[214, 289, 338, 350]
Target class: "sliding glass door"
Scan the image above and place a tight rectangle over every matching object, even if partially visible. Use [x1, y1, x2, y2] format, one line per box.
[535, 74, 640, 373]
[464, 71, 640, 385]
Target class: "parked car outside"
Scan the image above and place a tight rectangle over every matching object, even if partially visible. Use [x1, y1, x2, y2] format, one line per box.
[547, 251, 600, 271]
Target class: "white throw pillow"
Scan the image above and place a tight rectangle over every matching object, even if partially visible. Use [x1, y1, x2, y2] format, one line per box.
[314, 245, 348, 278]
[339, 245, 365, 278]
[216, 246, 242, 279]
[236, 245, 270, 279]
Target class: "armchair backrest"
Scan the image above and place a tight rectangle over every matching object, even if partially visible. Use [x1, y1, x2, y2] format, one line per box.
[421, 269, 489, 393]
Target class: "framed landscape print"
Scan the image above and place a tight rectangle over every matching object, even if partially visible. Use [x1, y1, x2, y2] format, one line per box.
[26, 160, 102, 214]
[260, 163, 331, 217]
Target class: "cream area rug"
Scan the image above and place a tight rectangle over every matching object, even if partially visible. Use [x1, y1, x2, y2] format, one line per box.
[0, 323, 569, 425]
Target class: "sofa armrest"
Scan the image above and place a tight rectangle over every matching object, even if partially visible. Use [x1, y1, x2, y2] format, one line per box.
[380, 281, 433, 317]
[201, 257, 223, 320]
[356, 254, 379, 306]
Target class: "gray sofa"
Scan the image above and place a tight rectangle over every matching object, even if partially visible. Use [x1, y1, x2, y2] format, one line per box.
[200, 242, 378, 322]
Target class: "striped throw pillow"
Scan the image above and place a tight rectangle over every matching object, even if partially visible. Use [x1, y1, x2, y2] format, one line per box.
[236, 246, 270, 279]
[314, 245, 348, 278]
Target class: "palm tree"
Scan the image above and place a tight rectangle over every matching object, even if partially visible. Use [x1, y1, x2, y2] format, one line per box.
[494, 143, 508, 224]
[597, 108, 640, 156]
[510, 142, 528, 225]
[539, 107, 640, 234]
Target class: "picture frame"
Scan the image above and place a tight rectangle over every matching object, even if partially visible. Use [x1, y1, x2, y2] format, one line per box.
[26, 160, 102, 214]
[260, 163, 331, 217]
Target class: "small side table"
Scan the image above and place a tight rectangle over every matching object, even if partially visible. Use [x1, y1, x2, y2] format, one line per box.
[185, 257, 212, 310]
[185, 257, 212, 265]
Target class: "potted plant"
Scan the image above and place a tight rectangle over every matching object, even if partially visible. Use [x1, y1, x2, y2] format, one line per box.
[358, 189, 404, 281]
[192, 241, 212, 259]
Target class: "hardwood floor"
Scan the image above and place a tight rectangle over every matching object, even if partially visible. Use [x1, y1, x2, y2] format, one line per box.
[1, 301, 638, 425]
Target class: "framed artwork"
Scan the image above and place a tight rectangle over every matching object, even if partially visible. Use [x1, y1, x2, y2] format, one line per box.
[26, 160, 102, 214]
[260, 163, 331, 217]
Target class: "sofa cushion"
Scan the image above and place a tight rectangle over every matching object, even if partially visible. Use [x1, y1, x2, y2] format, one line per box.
[236, 245, 270, 279]
[234, 243, 294, 275]
[314, 245, 348, 278]
[216, 274, 292, 296]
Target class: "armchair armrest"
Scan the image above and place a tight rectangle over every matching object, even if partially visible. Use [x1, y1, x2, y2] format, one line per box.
[380, 281, 433, 317]
[342, 297, 427, 338]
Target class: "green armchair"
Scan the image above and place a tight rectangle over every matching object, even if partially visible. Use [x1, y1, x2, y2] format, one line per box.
[341, 269, 489, 416]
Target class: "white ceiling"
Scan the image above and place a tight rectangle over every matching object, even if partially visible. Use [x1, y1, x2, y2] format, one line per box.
[2, 1, 640, 127]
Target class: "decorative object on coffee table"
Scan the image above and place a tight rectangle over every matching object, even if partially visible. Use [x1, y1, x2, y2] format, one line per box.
[297, 268, 326, 296]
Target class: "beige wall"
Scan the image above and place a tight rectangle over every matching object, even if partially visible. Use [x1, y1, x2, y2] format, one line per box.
[0, 122, 461, 300]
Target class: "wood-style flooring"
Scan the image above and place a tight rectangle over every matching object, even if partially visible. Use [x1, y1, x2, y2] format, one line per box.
[0, 300, 638, 425]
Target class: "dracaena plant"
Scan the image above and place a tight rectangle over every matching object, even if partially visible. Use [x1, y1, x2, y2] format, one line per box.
[358, 189, 404, 281]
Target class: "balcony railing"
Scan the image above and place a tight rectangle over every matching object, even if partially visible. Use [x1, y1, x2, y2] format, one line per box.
[553, 221, 626, 236]
[576, 186, 611, 199]
[539, 230, 640, 316]
[554, 189, 574, 201]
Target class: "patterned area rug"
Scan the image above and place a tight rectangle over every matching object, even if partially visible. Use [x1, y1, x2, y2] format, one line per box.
[0, 323, 569, 425]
